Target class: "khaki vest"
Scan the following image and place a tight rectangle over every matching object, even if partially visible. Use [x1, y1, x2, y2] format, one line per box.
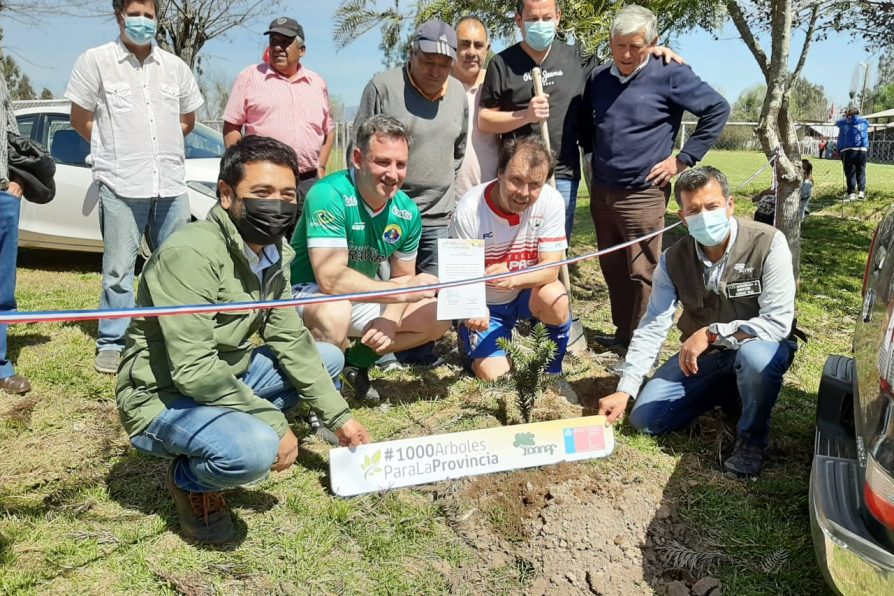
[665, 217, 776, 341]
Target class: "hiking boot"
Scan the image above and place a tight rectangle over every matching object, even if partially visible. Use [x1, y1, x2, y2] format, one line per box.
[94, 350, 121, 374]
[166, 462, 234, 544]
[308, 410, 339, 446]
[341, 365, 381, 403]
[0, 374, 30, 395]
[723, 437, 765, 478]
[546, 375, 579, 405]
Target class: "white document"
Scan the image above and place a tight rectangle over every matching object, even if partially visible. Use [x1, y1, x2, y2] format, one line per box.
[436, 238, 487, 320]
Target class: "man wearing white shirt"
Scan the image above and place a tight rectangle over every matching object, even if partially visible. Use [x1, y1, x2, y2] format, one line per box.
[449, 136, 576, 403]
[66, 0, 203, 374]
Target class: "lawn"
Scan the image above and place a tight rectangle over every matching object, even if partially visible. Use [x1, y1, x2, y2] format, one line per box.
[1, 151, 891, 595]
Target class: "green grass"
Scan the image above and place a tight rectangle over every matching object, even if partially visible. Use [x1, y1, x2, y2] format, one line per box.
[2, 150, 894, 594]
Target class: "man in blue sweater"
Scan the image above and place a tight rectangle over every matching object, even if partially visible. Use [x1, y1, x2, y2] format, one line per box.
[835, 107, 870, 201]
[581, 5, 729, 349]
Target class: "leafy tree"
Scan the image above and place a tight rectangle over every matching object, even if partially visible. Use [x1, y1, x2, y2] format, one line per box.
[1, 54, 36, 100]
[334, 0, 722, 65]
[39, 88, 53, 100]
[736, 78, 829, 122]
[871, 84, 894, 112]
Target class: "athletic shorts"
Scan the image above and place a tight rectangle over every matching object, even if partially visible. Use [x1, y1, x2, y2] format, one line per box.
[458, 289, 535, 362]
[292, 282, 384, 338]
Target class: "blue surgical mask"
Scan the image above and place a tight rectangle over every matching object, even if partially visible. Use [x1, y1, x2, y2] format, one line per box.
[685, 208, 731, 247]
[123, 16, 157, 47]
[524, 20, 556, 52]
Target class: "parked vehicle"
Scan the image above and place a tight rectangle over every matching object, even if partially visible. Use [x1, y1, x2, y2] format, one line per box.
[13, 99, 222, 253]
[810, 209, 894, 593]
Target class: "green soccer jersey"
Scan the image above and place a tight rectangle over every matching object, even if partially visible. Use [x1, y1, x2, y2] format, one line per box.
[290, 170, 423, 284]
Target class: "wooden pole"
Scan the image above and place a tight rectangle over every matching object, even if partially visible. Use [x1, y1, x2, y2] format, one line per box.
[532, 67, 587, 355]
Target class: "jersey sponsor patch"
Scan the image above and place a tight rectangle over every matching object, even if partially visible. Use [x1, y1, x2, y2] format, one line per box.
[391, 206, 413, 220]
[726, 280, 761, 298]
[352, 222, 366, 231]
[344, 195, 358, 207]
[383, 223, 403, 244]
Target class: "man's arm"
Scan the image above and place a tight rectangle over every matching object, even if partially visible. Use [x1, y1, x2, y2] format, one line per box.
[318, 131, 335, 177]
[599, 255, 678, 422]
[454, 98, 468, 174]
[70, 103, 94, 143]
[223, 121, 243, 148]
[309, 246, 431, 304]
[669, 66, 731, 167]
[179, 111, 195, 136]
[348, 80, 380, 157]
[477, 57, 547, 134]
[143, 246, 290, 436]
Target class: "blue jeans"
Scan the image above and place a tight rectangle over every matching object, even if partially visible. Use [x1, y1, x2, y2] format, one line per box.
[0, 190, 20, 379]
[130, 343, 344, 493]
[554, 177, 580, 244]
[97, 183, 190, 352]
[628, 340, 796, 448]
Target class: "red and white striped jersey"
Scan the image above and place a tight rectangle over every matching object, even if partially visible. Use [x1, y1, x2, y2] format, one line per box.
[449, 180, 567, 305]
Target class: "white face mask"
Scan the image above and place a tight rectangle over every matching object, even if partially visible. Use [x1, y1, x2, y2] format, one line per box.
[685, 207, 731, 246]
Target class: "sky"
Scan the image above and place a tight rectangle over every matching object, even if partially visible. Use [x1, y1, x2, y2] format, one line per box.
[1, 2, 881, 117]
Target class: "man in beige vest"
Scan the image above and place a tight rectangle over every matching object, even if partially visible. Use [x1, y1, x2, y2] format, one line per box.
[598, 166, 796, 478]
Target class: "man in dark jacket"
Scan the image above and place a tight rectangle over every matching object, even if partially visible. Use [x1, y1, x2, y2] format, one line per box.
[598, 167, 796, 478]
[581, 5, 730, 349]
[116, 136, 371, 544]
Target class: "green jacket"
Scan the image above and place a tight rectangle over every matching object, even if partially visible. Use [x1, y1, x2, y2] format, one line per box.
[116, 204, 352, 438]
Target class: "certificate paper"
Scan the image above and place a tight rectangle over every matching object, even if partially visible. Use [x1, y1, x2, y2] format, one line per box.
[436, 238, 487, 320]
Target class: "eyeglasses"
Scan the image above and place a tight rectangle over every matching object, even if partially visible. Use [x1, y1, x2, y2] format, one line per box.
[268, 35, 304, 50]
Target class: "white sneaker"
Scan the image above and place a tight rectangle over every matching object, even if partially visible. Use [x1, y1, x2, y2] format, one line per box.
[858, 191, 865, 200]
[546, 375, 579, 405]
[844, 193, 856, 202]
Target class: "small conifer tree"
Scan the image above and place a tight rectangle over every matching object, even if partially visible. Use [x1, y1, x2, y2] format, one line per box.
[496, 323, 557, 423]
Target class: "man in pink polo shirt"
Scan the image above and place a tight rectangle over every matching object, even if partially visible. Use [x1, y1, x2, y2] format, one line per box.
[223, 17, 334, 214]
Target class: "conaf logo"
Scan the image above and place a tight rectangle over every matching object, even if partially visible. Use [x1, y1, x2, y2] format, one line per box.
[361, 450, 383, 480]
[513, 432, 556, 456]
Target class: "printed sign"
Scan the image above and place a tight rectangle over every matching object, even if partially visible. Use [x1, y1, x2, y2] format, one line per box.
[329, 416, 615, 497]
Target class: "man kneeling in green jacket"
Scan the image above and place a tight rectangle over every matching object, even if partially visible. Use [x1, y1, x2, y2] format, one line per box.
[116, 135, 371, 545]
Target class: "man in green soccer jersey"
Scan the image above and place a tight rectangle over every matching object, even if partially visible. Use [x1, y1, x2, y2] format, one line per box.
[290, 115, 451, 401]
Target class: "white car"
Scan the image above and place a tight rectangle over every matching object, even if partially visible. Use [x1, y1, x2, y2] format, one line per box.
[13, 99, 221, 253]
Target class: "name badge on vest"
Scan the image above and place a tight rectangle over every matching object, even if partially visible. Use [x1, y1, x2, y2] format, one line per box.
[726, 280, 762, 298]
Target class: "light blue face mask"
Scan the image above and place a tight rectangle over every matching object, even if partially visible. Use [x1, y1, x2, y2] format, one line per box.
[124, 16, 157, 47]
[524, 20, 556, 52]
[685, 207, 731, 247]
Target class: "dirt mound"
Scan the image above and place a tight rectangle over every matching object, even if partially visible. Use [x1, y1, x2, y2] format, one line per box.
[437, 445, 723, 595]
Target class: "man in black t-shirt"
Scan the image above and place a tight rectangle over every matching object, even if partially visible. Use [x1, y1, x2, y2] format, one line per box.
[479, 0, 595, 243]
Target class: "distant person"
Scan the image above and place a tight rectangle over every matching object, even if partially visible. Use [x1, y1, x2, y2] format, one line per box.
[224, 17, 335, 215]
[580, 4, 729, 350]
[65, 0, 203, 374]
[598, 166, 797, 478]
[835, 107, 869, 201]
[452, 16, 499, 199]
[292, 115, 451, 402]
[0, 75, 29, 395]
[117, 135, 371, 545]
[800, 159, 813, 220]
[449, 136, 577, 403]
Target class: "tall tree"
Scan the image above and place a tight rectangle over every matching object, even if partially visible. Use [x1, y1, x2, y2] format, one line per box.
[333, 0, 721, 65]
[1, 54, 36, 100]
[154, 0, 283, 69]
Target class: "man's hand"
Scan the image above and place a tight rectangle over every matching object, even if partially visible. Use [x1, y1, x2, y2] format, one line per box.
[317, 165, 326, 179]
[271, 428, 299, 472]
[463, 314, 490, 333]
[646, 156, 688, 187]
[678, 326, 712, 377]
[335, 418, 372, 447]
[361, 317, 399, 354]
[7, 178, 24, 199]
[485, 262, 514, 290]
[598, 392, 631, 425]
[526, 94, 550, 124]
[400, 272, 439, 302]
[649, 46, 686, 65]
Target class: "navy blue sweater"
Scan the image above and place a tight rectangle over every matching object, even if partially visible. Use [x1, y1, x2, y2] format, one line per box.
[581, 56, 729, 189]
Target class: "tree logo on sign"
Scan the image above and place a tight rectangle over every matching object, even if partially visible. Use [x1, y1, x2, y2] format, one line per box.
[361, 450, 383, 480]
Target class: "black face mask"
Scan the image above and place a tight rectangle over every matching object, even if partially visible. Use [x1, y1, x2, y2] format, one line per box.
[228, 196, 298, 246]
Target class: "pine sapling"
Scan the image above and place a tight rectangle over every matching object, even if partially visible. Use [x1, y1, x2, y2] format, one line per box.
[496, 322, 557, 423]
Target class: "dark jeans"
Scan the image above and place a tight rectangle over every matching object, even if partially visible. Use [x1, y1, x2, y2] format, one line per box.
[841, 150, 867, 194]
[590, 183, 670, 344]
[629, 340, 796, 448]
[0, 190, 20, 379]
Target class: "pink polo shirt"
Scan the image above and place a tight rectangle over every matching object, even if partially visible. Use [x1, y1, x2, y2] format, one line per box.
[224, 63, 334, 173]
